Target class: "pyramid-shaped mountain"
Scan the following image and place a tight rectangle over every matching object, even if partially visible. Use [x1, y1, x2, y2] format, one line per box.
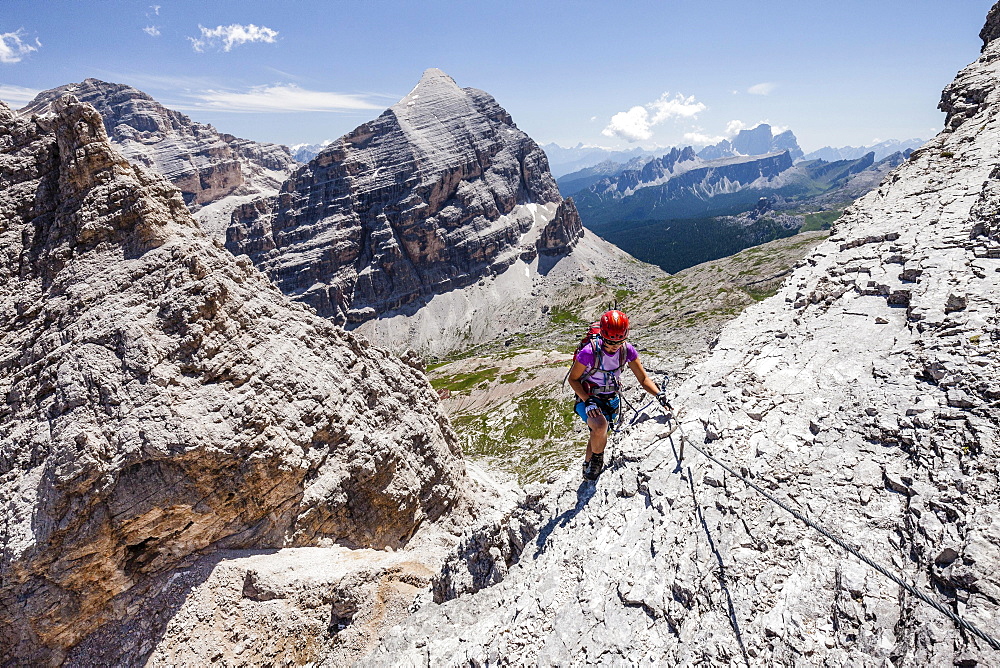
[227, 68, 583, 325]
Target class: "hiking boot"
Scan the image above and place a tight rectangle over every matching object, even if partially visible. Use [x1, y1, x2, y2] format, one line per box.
[584, 453, 604, 480]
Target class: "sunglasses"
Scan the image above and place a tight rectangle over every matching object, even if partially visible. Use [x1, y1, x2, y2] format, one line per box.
[603, 338, 627, 345]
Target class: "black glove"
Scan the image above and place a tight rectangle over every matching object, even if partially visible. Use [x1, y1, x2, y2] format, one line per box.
[656, 392, 671, 409]
[584, 399, 599, 414]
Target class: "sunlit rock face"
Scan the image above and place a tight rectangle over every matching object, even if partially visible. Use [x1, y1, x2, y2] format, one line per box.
[20, 78, 298, 210]
[366, 5, 1000, 665]
[0, 96, 469, 663]
[227, 68, 581, 324]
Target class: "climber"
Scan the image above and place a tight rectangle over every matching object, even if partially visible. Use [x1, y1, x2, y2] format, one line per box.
[567, 309, 669, 480]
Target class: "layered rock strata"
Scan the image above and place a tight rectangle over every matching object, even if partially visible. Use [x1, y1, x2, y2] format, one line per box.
[368, 6, 1000, 665]
[226, 68, 583, 325]
[0, 96, 468, 663]
[19, 79, 298, 213]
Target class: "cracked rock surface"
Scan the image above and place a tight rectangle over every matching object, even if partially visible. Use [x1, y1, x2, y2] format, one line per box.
[0, 95, 471, 663]
[367, 8, 1000, 666]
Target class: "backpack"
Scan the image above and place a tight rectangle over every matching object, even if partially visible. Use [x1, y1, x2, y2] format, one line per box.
[565, 321, 628, 393]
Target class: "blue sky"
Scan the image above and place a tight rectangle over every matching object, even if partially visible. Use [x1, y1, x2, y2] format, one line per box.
[0, 1, 995, 152]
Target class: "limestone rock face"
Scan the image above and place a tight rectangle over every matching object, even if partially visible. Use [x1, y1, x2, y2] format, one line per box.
[0, 96, 468, 663]
[19, 78, 298, 212]
[227, 68, 580, 325]
[368, 7, 1000, 665]
[536, 197, 583, 255]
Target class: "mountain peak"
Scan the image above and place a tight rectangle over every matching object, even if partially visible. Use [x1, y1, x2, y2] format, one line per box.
[399, 68, 463, 105]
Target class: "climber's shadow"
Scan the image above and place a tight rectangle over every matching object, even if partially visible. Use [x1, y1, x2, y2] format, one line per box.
[687, 470, 750, 667]
[532, 480, 596, 559]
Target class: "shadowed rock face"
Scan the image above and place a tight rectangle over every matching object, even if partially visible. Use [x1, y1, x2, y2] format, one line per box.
[20, 78, 298, 209]
[227, 68, 581, 324]
[981, 2, 1000, 50]
[0, 96, 468, 663]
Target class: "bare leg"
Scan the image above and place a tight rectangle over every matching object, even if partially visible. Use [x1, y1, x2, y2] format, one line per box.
[585, 413, 609, 462]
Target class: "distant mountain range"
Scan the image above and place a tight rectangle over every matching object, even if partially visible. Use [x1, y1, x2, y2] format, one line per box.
[800, 138, 926, 162]
[548, 125, 924, 188]
[557, 123, 915, 272]
[540, 143, 657, 178]
[289, 141, 331, 162]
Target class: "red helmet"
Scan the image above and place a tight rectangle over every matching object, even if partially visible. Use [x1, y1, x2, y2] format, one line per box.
[600, 310, 629, 343]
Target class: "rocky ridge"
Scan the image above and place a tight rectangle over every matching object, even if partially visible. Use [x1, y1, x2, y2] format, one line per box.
[367, 7, 1000, 665]
[226, 68, 583, 329]
[0, 95, 472, 663]
[19, 78, 299, 239]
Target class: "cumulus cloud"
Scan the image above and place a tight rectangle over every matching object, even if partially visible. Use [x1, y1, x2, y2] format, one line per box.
[747, 82, 777, 96]
[144, 26, 161, 37]
[603, 105, 653, 142]
[683, 131, 726, 146]
[185, 84, 382, 113]
[602, 92, 707, 143]
[189, 24, 278, 53]
[726, 120, 747, 135]
[0, 30, 40, 64]
[0, 83, 41, 105]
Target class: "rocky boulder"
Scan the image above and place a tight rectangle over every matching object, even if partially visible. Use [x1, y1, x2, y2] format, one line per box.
[0, 96, 469, 663]
[226, 68, 581, 325]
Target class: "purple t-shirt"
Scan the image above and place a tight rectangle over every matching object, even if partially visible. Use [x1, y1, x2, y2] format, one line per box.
[575, 342, 638, 392]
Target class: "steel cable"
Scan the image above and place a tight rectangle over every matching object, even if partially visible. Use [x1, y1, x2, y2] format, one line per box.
[643, 411, 1000, 651]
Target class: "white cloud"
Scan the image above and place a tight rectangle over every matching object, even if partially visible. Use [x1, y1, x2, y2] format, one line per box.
[189, 24, 278, 53]
[683, 131, 726, 146]
[725, 120, 747, 135]
[770, 123, 789, 134]
[184, 84, 382, 113]
[602, 105, 652, 142]
[144, 26, 161, 37]
[649, 93, 706, 123]
[151, 5, 161, 15]
[0, 83, 41, 105]
[748, 82, 777, 96]
[0, 30, 40, 64]
[602, 92, 707, 143]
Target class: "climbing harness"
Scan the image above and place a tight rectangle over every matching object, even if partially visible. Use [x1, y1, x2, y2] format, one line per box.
[649, 409, 1000, 651]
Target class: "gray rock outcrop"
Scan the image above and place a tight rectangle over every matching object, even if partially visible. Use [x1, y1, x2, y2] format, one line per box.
[226, 68, 582, 325]
[367, 5, 1000, 665]
[536, 198, 584, 255]
[0, 95, 469, 663]
[19, 79, 298, 212]
[981, 2, 1000, 50]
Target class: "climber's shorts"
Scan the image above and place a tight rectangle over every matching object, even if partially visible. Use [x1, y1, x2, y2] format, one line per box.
[575, 393, 620, 429]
